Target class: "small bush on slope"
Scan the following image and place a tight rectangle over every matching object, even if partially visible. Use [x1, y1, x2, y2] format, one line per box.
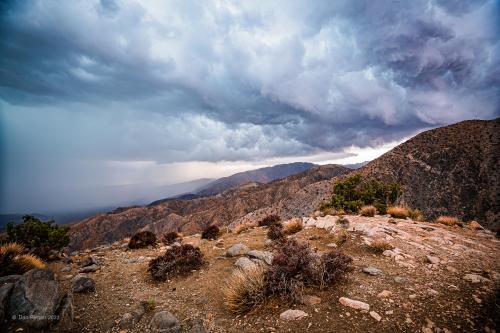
[162, 232, 182, 245]
[283, 219, 303, 234]
[201, 225, 220, 240]
[368, 237, 394, 254]
[359, 205, 376, 217]
[258, 215, 281, 227]
[321, 175, 401, 214]
[267, 223, 284, 240]
[6, 215, 70, 259]
[129, 231, 157, 249]
[436, 216, 460, 226]
[387, 206, 410, 219]
[148, 244, 204, 281]
[0, 242, 45, 277]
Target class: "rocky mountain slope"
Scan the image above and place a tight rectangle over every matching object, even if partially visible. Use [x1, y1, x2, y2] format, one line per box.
[69, 118, 499, 250]
[20, 214, 499, 333]
[359, 118, 499, 229]
[69, 165, 349, 250]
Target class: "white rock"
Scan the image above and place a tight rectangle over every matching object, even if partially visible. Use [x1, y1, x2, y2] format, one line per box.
[463, 274, 490, 283]
[339, 297, 370, 311]
[382, 250, 394, 257]
[279, 309, 308, 321]
[369, 311, 382, 321]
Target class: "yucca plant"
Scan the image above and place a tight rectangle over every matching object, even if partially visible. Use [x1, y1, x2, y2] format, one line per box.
[0, 242, 45, 276]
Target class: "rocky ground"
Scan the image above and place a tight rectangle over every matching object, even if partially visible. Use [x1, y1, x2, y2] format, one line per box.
[6, 215, 499, 333]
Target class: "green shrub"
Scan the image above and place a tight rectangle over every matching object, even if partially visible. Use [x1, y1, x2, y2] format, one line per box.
[322, 175, 401, 214]
[6, 215, 70, 258]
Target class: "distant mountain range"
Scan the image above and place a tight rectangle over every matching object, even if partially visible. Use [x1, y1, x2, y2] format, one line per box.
[69, 118, 499, 250]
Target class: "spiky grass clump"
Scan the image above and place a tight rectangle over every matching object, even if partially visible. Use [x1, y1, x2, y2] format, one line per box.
[234, 222, 256, 235]
[258, 215, 281, 227]
[368, 237, 394, 253]
[148, 244, 204, 281]
[128, 231, 157, 249]
[201, 225, 220, 240]
[283, 219, 303, 234]
[0, 242, 45, 277]
[436, 216, 460, 226]
[162, 232, 182, 245]
[223, 265, 267, 314]
[387, 206, 410, 219]
[359, 205, 376, 217]
[408, 208, 423, 221]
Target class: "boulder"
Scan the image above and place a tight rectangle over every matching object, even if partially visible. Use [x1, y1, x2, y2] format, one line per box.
[279, 309, 308, 321]
[8, 269, 60, 329]
[150, 311, 181, 333]
[80, 256, 98, 267]
[339, 297, 370, 311]
[72, 274, 96, 293]
[0, 283, 14, 325]
[246, 250, 273, 265]
[234, 257, 257, 271]
[225, 244, 249, 257]
[56, 293, 74, 332]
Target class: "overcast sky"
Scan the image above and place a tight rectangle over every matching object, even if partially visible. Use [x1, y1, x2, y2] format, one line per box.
[1, 0, 499, 214]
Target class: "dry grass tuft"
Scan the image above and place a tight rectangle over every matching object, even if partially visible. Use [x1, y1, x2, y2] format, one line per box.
[359, 205, 376, 217]
[387, 206, 410, 219]
[408, 208, 424, 221]
[16, 254, 46, 270]
[223, 265, 267, 314]
[436, 216, 460, 226]
[0, 243, 45, 276]
[368, 237, 394, 253]
[234, 222, 256, 235]
[283, 219, 303, 234]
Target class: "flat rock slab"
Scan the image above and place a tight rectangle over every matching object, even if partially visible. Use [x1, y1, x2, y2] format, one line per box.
[339, 297, 370, 311]
[279, 309, 308, 321]
[246, 250, 273, 265]
[362, 267, 383, 276]
[225, 244, 249, 257]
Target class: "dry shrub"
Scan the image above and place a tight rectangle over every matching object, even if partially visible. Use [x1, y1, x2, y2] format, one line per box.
[201, 225, 220, 240]
[321, 207, 339, 216]
[223, 265, 267, 314]
[408, 208, 423, 221]
[267, 223, 284, 240]
[436, 216, 460, 226]
[0, 242, 45, 277]
[148, 244, 204, 281]
[387, 206, 410, 219]
[234, 222, 256, 235]
[162, 232, 182, 245]
[283, 219, 303, 234]
[359, 205, 376, 217]
[258, 215, 281, 227]
[129, 231, 157, 249]
[265, 239, 351, 300]
[333, 228, 349, 248]
[368, 237, 394, 253]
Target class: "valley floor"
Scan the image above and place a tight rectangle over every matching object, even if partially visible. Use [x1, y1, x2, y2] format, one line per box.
[36, 216, 500, 332]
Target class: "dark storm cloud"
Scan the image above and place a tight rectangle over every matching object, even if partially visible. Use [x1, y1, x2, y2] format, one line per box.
[0, 0, 499, 212]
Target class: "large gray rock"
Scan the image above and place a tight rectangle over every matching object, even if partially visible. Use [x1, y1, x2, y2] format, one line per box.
[225, 244, 249, 257]
[150, 311, 181, 333]
[55, 293, 74, 332]
[246, 250, 273, 265]
[8, 269, 61, 329]
[362, 267, 383, 276]
[0, 283, 14, 325]
[72, 274, 96, 293]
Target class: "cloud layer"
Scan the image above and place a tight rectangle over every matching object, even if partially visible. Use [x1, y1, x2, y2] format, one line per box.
[1, 0, 499, 212]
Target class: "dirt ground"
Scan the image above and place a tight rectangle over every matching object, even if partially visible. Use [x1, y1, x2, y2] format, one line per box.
[11, 215, 499, 333]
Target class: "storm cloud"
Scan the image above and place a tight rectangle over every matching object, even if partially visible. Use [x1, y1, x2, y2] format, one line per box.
[0, 0, 499, 213]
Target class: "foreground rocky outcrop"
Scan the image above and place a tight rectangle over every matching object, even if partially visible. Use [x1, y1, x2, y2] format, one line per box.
[36, 213, 500, 332]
